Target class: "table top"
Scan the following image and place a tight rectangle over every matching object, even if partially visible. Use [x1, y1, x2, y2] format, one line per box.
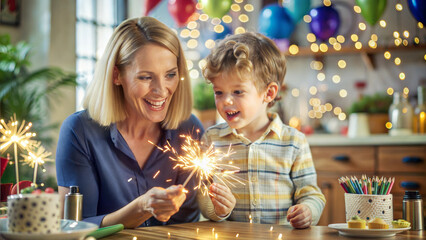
[102, 221, 426, 240]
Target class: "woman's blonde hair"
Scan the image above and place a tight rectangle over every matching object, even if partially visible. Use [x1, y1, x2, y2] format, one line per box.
[202, 32, 286, 107]
[83, 16, 192, 129]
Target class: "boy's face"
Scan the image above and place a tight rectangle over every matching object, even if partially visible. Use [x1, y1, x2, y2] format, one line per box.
[211, 71, 270, 134]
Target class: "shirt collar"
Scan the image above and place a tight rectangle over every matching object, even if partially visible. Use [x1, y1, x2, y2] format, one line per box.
[217, 112, 284, 139]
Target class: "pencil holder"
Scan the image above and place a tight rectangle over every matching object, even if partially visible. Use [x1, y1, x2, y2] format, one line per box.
[345, 193, 393, 226]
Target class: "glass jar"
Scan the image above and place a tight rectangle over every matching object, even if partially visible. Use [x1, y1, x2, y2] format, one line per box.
[413, 86, 426, 134]
[389, 92, 413, 136]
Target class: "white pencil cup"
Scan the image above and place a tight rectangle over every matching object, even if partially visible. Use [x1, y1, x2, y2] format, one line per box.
[345, 193, 393, 226]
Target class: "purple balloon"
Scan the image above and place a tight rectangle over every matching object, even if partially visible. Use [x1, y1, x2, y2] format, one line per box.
[309, 5, 340, 41]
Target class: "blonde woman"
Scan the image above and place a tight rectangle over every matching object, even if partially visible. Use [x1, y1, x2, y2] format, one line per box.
[56, 17, 202, 228]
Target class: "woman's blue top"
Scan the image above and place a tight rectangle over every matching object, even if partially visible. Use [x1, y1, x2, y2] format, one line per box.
[56, 110, 203, 227]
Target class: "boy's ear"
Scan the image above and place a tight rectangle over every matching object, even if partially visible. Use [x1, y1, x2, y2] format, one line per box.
[113, 66, 121, 86]
[264, 82, 279, 103]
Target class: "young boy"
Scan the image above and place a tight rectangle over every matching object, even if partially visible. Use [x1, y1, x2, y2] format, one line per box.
[198, 32, 326, 228]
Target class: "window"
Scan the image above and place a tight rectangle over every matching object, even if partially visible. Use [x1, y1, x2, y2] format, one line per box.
[75, 0, 126, 109]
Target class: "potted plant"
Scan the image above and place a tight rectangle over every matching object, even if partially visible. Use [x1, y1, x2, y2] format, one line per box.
[192, 81, 217, 129]
[0, 34, 77, 190]
[348, 93, 393, 134]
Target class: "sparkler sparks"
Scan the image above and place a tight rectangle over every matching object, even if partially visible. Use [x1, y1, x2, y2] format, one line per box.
[150, 134, 244, 195]
[0, 115, 36, 193]
[20, 142, 52, 183]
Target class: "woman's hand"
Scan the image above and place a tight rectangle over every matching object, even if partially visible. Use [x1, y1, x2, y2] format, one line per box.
[140, 185, 186, 222]
[286, 204, 312, 229]
[208, 183, 236, 217]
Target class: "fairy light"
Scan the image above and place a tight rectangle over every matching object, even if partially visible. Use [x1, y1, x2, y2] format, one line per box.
[332, 42, 341, 51]
[358, 23, 366, 31]
[180, 29, 190, 38]
[418, 22, 424, 28]
[403, 39, 408, 46]
[403, 31, 409, 38]
[336, 35, 345, 43]
[334, 107, 342, 115]
[332, 75, 341, 83]
[393, 31, 400, 38]
[353, 5, 361, 13]
[222, 15, 232, 23]
[291, 88, 300, 97]
[308, 110, 315, 118]
[199, 14, 209, 21]
[319, 43, 328, 52]
[368, 40, 377, 48]
[211, 18, 221, 25]
[384, 51, 391, 59]
[386, 122, 392, 129]
[205, 39, 215, 49]
[186, 60, 193, 70]
[235, 27, 245, 34]
[303, 15, 312, 23]
[403, 87, 410, 95]
[244, 4, 254, 12]
[371, 34, 378, 41]
[351, 34, 358, 42]
[278, 233, 283, 239]
[339, 89, 348, 97]
[323, 0, 331, 6]
[310, 61, 323, 70]
[231, 3, 240, 12]
[394, 57, 401, 65]
[213, 25, 224, 33]
[338, 112, 346, 120]
[329, 37, 337, 45]
[288, 44, 299, 55]
[238, 14, 249, 23]
[190, 29, 200, 38]
[187, 21, 197, 29]
[399, 72, 406, 80]
[190, 69, 200, 79]
[387, 88, 394, 95]
[395, 3, 403, 11]
[325, 103, 333, 111]
[355, 42, 362, 49]
[309, 86, 318, 95]
[307, 33, 316, 42]
[270, 226, 273, 231]
[187, 39, 198, 48]
[198, 59, 207, 69]
[394, 38, 402, 46]
[317, 72, 325, 81]
[379, 20, 387, 28]
[310, 43, 319, 52]
[153, 170, 160, 179]
[338, 60, 347, 68]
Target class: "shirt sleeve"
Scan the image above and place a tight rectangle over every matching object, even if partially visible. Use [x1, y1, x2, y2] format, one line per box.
[55, 113, 105, 226]
[290, 134, 326, 225]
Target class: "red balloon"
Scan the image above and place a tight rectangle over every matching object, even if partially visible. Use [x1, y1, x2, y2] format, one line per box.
[168, 0, 196, 27]
[11, 180, 33, 195]
[145, 0, 162, 15]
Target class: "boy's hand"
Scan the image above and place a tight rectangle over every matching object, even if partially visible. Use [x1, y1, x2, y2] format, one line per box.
[209, 183, 236, 217]
[286, 204, 312, 229]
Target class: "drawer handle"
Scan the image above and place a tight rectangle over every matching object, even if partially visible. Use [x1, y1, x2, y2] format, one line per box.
[333, 155, 349, 162]
[402, 157, 423, 164]
[400, 181, 420, 189]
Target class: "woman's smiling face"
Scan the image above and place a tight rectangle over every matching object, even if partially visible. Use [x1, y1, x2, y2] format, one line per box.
[115, 43, 179, 123]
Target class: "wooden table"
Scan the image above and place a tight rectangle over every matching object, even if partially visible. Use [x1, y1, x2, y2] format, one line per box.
[102, 221, 426, 240]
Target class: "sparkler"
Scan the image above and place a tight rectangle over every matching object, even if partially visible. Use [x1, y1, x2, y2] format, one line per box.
[0, 115, 36, 193]
[21, 141, 52, 184]
[150, 134, 244, 195]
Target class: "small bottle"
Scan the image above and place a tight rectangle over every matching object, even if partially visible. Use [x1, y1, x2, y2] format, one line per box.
[403, 190, 424, 230]
[413, 86, 426, 134]
[389, 92, 413, 136]
[64, 186, 83, 221]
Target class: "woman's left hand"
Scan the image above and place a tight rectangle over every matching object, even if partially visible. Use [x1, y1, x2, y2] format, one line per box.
[286, 204, 312, 229]
[208, 183, 236, 217]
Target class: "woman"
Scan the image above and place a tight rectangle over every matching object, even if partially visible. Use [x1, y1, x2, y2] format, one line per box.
[56, 17, 202, 228]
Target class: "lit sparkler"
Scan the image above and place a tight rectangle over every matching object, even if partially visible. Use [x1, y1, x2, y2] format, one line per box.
[0, 115, 36, 193]
[21, 141, 52, 184]
[150, 134, 244, 195]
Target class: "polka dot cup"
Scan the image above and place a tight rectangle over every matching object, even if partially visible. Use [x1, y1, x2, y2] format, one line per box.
[345, 193, 393, 226]
[7, 193, 61, 234]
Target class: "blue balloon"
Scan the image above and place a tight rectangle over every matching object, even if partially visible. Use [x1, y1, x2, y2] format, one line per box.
[408, 0, 426, 24]
[284, 0, 311, 23]
[258, 4, 295, 39]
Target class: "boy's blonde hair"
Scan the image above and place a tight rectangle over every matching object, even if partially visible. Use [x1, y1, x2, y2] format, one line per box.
[202, 32, 286, 107]
[83, 16, 192, 129]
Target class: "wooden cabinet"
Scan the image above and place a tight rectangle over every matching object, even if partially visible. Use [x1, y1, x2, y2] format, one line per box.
[312, 144, 426, 226]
